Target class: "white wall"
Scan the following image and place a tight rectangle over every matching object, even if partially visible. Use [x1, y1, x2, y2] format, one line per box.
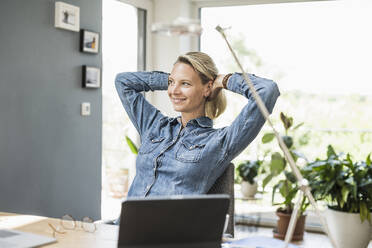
[149, 0, 199, 116]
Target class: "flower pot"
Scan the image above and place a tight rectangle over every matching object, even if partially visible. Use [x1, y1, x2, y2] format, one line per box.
[273, 210, 306, 241]
[241, 181, 258, 198]
[325, 207, 372, 248]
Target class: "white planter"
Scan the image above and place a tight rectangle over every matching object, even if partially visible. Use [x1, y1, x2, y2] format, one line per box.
[325, 207, 372, 248]
[241, 181, 258, 198]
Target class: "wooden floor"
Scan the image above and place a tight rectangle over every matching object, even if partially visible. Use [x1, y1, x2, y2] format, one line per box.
[234, 224, 372, 248]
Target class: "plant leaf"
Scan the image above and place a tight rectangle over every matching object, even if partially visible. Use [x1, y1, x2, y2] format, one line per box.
[293, 122, 304, 130]
[262, 133, 275, 143]
[272, 183, 280, 204]
[280, 112, 293, 131]
[367, 154, 371, 166]
[360, 202, 368, 223]
[262, 173, 274, 190]
[125, 136, 138, 155]
[340, 186, 350, 208]
[270, 152, 286, 175]
[284, 171, 297, 184]
[327, 145, 336, 158]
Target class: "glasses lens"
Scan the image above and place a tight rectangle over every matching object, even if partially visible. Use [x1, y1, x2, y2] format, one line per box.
[82, 216, 96, 233]
[61, 214, 76, 230]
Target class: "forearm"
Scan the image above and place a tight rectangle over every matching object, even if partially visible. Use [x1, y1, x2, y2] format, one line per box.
[115, 71, 169, 93]
[226, 73, 280, 109]
[115, 71, 168, 136]
[220, 73, 280, 159]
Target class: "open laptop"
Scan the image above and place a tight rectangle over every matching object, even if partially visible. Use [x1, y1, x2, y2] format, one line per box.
[0, 229, 56, 248]
[118, 194, 230, 248]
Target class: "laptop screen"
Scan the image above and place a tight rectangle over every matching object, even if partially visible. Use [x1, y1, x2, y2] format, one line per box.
[118, 194, 229, 248]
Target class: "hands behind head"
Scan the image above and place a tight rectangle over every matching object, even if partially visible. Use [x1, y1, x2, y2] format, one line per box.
[207, 74, 225, 101]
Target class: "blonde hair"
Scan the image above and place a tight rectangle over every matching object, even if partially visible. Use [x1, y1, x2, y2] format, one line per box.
[175, 52, 227, 120]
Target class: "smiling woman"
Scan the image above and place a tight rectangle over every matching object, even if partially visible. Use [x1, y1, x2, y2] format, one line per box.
[168, 52, 227, 126]
[114, 51, 280, 198]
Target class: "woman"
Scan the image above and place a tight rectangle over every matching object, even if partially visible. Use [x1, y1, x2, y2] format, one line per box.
[115, 52, 280, 197]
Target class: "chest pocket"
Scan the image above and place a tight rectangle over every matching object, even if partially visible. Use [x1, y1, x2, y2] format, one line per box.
[176, 139, 206, 163]
[138, 135, 165, 154]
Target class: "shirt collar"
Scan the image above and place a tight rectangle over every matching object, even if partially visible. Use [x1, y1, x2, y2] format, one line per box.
[169, 117, 181, 125]
[168, 116, 213, 128]
[190, 116, 213, 128]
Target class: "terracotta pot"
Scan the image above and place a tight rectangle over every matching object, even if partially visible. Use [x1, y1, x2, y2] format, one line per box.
[273, 210, 306, 241]
[240, 181, 258, 198]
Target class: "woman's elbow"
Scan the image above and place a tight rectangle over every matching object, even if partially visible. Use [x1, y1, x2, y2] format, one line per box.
[115, 72, 129, 86]
[262, 79, 280, 112]
[269, 80, 280, 99]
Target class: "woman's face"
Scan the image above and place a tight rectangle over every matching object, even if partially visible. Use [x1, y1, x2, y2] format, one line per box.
[168, 62, 211, 116]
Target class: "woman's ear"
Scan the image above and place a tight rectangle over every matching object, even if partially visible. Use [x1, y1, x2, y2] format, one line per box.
[204, 80, 213, 98]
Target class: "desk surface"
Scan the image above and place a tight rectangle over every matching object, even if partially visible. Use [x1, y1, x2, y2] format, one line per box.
[2, 212, 371, 248]
[0, 212, 118, 247]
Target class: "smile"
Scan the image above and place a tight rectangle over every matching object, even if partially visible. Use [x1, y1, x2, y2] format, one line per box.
[172, 98, 186, 104]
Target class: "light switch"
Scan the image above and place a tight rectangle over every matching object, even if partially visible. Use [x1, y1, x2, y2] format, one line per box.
[81, 102, 91, 116]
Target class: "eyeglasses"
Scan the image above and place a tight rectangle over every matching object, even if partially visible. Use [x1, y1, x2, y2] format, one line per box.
[48, 214, 96, 237]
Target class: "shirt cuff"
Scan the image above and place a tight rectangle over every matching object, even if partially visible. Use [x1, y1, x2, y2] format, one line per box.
[149, 71, 169, 91]
[226, 73, 254, 95]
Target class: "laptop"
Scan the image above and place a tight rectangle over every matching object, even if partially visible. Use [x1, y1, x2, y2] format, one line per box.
[0, 229, 56, 248]
[118, 194, 230, 248]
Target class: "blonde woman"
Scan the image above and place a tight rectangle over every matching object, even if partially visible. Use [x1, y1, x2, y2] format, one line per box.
[115, 51, 280, 197]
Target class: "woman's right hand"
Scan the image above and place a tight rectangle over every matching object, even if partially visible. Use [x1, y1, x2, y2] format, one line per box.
[208, 74, 225, 101]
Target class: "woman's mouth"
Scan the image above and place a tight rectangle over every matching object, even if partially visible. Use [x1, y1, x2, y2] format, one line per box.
[172, 97, 186, 104]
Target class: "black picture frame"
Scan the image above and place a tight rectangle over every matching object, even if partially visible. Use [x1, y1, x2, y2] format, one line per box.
[82, 66, 101, 88]
[80, 29, 99, 53]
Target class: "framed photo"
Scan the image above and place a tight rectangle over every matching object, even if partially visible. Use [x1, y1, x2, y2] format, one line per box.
[54, 2, 80, 32]
[82, 66, 101, 88]
[80, 30, 100, 54]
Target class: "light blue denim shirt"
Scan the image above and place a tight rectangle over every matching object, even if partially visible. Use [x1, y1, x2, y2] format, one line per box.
[115, 71, 280, 197]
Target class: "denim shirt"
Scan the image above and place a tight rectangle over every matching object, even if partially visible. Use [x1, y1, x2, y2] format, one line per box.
[115, 71, 280, 197]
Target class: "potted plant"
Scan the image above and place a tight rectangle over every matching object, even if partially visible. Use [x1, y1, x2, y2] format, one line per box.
[236, 160, 261, 198]
[261, 112, 310, 241]
[304, 145, 372, 248]
[271, 171, 309, 241]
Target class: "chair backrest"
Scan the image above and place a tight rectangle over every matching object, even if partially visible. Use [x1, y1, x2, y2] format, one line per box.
[207, 163, 235, 237]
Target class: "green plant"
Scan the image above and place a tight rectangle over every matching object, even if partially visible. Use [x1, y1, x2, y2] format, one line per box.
[125, 136, 138, 155]
[261, 112, 310, 213]
[304, 145, 372, 223]
[271, 170, 309, 214]
[261, 113, 307, 188]
[236, 160, 261, 184]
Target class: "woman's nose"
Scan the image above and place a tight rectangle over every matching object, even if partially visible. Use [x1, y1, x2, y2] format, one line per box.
[171, 83, 181, 94]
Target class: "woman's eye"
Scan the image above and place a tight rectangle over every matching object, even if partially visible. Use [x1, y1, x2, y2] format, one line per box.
[168, 80, 173, 85]
[182, 82, 190, 86]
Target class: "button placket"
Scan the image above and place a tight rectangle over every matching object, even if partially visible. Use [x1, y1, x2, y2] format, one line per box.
[145, 124, 184, 196]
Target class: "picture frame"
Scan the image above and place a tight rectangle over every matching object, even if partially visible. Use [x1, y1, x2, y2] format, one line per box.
[82, 66, 101, 88]
[80, 29, 100, 54]
[54, 2, 80, 32]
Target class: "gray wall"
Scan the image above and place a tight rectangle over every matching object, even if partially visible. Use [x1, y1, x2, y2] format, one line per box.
[0, 0, 102, 220]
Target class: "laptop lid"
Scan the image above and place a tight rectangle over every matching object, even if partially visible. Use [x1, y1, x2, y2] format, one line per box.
[0, 229, 56, 248]
[118, 194, 230, 248]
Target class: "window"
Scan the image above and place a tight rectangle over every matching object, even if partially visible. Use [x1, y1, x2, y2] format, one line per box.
[201, 0, 372, 163]
[102, 0, 146, 220]
[200, 0, 372, 229]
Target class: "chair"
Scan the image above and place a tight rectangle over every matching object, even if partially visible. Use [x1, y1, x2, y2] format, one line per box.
[99, 163, 235, 237]
[207, 163, 235, 237]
